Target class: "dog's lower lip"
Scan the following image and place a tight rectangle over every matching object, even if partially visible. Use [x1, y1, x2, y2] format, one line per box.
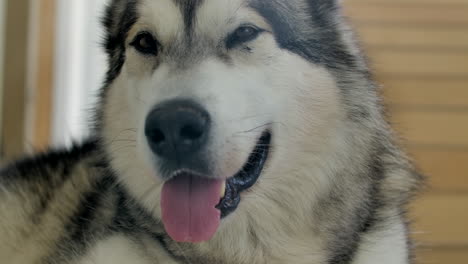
[216, 131, 272, 218]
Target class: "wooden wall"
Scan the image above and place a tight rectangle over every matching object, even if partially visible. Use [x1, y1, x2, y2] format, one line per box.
[28, 0, 56, 150]
[0, 0, 55, 161]
[1, 0, 30, 159]
[344, 0, 468, 263]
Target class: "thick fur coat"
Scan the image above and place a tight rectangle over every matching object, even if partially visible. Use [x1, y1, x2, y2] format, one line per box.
[0, 0, 421, 263]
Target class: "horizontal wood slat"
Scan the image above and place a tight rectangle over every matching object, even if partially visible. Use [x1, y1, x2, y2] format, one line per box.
[391, 111, 468, 146]
[346, 5, 468, 24]
[369, 51, 468, 76]
[356, 26, 468, 49]
[408, 148, 468, 192]
[416, 248, 468, 264]
[381, 79, 468, 107]
[411, 195, 468, 246]
[346, 1, 468, 262]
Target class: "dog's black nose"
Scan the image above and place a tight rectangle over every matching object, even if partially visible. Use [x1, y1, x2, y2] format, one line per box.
[145, 100, 210, 163]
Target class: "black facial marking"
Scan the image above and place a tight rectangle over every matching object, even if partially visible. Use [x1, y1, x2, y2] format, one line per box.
[173, 0, 204, 33]
[102, 0, 139, 85]
[94, 0, 140, 133]
[249, 0, 356, 70]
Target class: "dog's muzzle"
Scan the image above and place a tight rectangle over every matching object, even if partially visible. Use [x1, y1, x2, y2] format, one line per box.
[144, 99, 271, 243]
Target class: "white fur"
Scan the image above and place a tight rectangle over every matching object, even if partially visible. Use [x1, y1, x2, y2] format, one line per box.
[352, 219, 408, 264]
[78, 235, 177, 264]
[132, 0, 183, 45]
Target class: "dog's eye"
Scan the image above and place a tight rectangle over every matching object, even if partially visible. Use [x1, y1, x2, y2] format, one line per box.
[131, 32, 159, 56]
[227, 25, 262, 49]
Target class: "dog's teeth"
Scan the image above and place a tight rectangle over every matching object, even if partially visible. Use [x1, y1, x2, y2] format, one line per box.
[220, 181, 226, 198]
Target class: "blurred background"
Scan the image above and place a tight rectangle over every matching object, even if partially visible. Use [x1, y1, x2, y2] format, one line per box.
[0, 0, 466, 263]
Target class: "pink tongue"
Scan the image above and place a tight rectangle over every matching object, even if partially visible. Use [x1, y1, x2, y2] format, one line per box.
[161, 174, 223, 243]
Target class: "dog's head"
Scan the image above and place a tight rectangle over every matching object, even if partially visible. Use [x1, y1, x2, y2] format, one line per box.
[99, 0, 373, 256]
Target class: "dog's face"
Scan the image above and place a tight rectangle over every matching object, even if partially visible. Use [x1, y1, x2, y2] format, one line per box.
[101, 0, 355, 252]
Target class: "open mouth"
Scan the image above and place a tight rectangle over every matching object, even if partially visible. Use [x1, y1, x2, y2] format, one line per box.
[160, 131, 272, 243]
[216, 131, 272, 218]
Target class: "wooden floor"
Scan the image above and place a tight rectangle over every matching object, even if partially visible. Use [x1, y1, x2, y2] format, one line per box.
[344, 0, 468, 263]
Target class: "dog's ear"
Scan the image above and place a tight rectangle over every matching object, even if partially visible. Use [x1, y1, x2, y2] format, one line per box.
[101, 0, 138, 82]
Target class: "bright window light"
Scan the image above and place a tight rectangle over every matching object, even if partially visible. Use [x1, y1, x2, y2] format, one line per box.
[52, 0, 108, 147]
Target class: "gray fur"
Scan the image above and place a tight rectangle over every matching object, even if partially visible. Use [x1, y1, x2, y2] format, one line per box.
[0, 0, 422, 263]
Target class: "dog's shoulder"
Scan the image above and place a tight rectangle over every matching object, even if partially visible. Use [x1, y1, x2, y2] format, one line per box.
[1, 139, 100, 181]
[0, 139, 111, 263]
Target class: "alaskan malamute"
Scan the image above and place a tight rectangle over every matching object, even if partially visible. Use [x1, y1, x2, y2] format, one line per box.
[0, 0, 422, 263]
